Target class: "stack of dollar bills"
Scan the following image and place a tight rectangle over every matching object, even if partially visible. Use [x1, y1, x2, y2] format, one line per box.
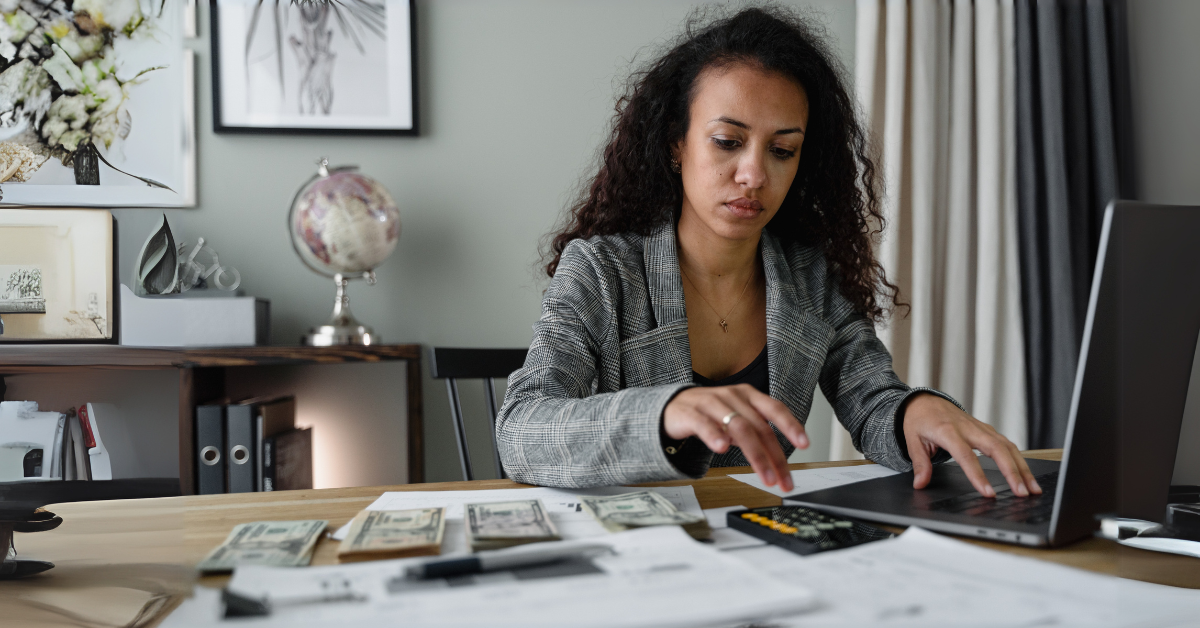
[465, 499, 561, 551]
[196, 520, 328, 572]
[337, 508, 446, 562]
[580, 491, 712, 540]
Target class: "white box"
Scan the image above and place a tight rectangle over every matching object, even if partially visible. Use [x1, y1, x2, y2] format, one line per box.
[119, 285, 269, 347]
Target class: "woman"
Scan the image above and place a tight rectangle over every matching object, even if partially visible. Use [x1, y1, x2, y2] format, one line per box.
[496, 7, 1039, 499]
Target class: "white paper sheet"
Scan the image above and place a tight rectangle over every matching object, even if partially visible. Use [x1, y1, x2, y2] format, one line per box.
[1120, 536, 1200, 559]
[727, 527, 1200, 627]
[729, 463, 901, 498]
[330, 485, 704, 550]
[701, 505, 766, 551]
[163, 527, 816, 628]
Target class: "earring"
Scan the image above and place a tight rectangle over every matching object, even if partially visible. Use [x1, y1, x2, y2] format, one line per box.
[671, 158, 681, 174]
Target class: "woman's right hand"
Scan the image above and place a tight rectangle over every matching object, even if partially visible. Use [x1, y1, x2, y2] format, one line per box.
[663, 384, 808, 492]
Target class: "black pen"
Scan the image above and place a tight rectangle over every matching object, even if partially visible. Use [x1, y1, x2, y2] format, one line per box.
[405, 542, 611, 580]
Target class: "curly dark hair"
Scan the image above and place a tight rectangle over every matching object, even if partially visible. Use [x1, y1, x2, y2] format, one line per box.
[544, 6, 901, 321]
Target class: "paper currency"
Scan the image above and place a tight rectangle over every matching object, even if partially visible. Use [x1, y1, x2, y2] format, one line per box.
[196, 520, 327, 572]
[338, 508, 446, 562]
[580, 491, 712, 540]
[465, 499, 561, 551]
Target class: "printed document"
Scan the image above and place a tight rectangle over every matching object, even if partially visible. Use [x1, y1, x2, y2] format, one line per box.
[163, 526, 816, 628]
[727, 527, 1200, 627]
[730, 463, 900, 498]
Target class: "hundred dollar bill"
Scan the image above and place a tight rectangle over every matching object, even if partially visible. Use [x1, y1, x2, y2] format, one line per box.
[338, 508, 446, 562]
[465, 499, 560, 551]
[580, 491, 712, 540]
[196, 520, 327, 572]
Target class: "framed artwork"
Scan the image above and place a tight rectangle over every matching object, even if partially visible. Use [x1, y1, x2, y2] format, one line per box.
[0, 209, 116, 343]
[0, 2, 196, 208]
[211, 0, 417, 136]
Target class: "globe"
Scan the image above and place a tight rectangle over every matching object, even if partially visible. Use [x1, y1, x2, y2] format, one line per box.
[289, 166, 400, 276]
[289, 160, 400, 345]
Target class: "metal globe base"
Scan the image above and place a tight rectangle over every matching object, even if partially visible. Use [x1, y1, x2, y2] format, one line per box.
[302, 273, 379, 346]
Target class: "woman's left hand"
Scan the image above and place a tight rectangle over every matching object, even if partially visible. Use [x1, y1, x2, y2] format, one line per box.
[902, 393, 1042, 499]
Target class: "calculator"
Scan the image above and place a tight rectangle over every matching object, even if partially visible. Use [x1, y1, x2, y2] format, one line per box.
[727, 506, 895, 555]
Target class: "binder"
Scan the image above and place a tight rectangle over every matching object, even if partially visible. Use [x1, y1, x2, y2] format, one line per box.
[263, 427, 312, 492]
[196, 403, 226, 494]
[254, 396, 295, 491]
[225, 402, 256, 493]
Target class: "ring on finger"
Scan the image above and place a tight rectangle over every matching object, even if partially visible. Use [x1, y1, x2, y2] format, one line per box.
[720, 412, 739, 431]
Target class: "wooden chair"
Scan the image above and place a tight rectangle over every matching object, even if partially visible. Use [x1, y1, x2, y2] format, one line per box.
[429, 347, 528, 481]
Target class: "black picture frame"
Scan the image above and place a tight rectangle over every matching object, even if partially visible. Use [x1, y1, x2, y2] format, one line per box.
[210, 0, 419, 136]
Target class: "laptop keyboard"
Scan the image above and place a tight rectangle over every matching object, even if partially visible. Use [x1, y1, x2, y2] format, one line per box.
[929, 472, 1059, 524]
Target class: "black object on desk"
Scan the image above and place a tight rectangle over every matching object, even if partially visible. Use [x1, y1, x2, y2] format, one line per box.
[0, 478, 181, 579]
[728, 506, 894, 555]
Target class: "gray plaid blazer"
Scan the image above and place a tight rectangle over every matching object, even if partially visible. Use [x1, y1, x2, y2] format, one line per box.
[496, 221, 958, 488]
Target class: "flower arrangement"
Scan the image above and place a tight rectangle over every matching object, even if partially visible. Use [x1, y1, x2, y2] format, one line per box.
[0, 0, 164, 185]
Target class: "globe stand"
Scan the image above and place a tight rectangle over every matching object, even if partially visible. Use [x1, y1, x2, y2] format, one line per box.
[303, 272, 378, 346]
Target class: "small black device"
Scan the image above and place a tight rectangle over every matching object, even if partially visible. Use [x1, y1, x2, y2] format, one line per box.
[727, 506, 894, 556]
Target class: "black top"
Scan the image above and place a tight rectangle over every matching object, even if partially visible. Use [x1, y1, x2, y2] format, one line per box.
[692, 345, 770, 395]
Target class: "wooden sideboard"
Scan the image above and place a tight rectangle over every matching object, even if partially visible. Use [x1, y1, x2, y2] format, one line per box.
[0, 344, 424, 493]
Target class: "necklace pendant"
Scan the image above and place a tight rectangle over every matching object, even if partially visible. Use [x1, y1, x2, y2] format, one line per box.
[719, 320, 728, 333]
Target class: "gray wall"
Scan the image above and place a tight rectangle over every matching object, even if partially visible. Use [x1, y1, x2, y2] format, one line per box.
[1127, 0, 1200, 205]
[20, 1, 1197, 487]
[102, 0, 850, 484]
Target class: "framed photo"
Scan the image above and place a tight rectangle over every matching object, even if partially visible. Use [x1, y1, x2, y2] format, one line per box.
[0, 3, 196, 208]
[211, 0, 418, 135]
[0, 209, 116, 343]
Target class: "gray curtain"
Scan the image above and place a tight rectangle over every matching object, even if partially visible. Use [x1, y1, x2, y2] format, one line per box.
[1016, 0, 1136, 449]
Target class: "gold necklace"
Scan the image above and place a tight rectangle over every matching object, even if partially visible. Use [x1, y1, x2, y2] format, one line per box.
[679, 264, 755, 333]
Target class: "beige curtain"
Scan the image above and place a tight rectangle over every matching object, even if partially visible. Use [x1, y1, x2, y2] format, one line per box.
[831, 0, 1027, 461]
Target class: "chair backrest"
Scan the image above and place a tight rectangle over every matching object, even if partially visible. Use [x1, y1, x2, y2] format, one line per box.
[429, 347, 527, 481]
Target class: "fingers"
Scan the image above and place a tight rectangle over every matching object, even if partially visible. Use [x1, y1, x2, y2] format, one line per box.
[701, 401, 789, 492]
[904, 394, 1039, 498]
[662, 385, 798, 492]
[727, 412, 794, 492]
[984, 440, 1041, 496]
[1010, 442, 1043, 494]
[907, 426, 934, 490]
[940, 436, 996, 498]
[683, 407, 730, 454]
[746, 391, 809, 450]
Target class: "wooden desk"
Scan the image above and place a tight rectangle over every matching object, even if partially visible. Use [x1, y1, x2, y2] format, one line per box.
[7, 452, 1199, 625]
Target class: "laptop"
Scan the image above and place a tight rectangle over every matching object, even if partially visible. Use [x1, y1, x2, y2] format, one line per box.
[786, 201, 1200, 547]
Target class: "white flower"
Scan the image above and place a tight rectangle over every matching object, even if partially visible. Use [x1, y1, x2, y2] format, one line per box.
[72, 0, 141, 33]
[89, 77, 124, 115]
[42, 44, 84, 92]
[3, 9, 36, 39]
[0, 59, 52, 128]
[52, 29, 105, 63]
[1, 10, 37, 61]
[42, 93, 89, 150]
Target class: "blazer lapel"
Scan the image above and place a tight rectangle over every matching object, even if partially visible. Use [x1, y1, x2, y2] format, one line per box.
[622, 222, 692, 387]
[761, 232, 834, 418]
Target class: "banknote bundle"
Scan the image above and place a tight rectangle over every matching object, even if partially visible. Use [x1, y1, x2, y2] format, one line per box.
[580, 491, 712, 540]
[465, 499, 561, 551]
[196, 519, 328, 572]
[337, 508, 446, 562]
